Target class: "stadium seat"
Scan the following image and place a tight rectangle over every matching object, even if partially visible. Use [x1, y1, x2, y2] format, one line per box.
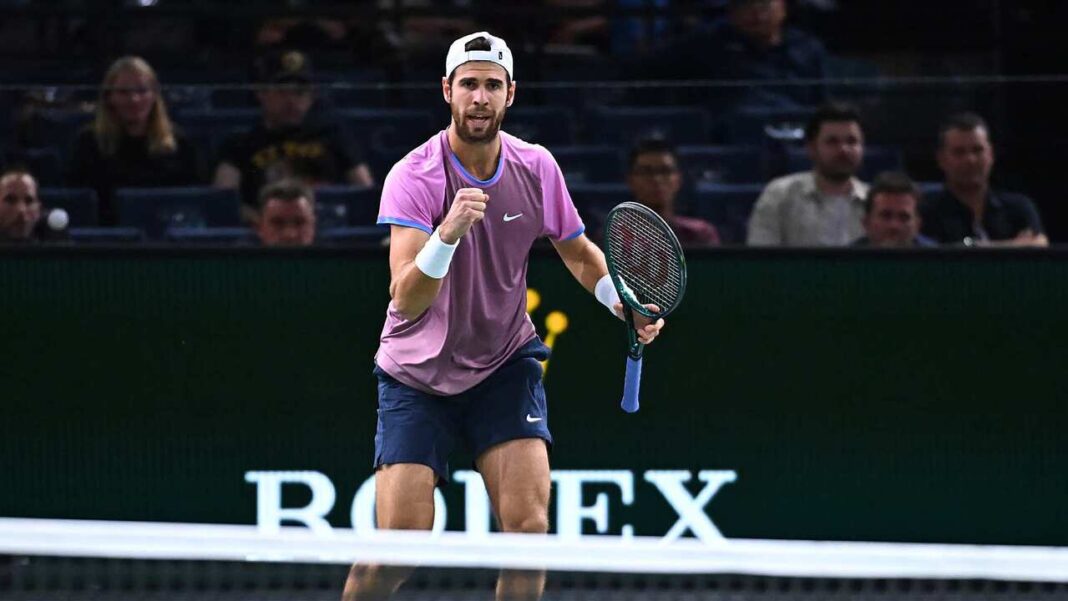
[319, 226, 390, 246]
[39, 188, 99, 227]
[321, 68, 389, 108]
[367, 146, 408, 184]
[568, 182, 630, 234]
[393, 65, 447, 108]
[918, 182, 943, 197]
[676, 145, 766, 184]
[505, 107, 577, 146]
[785, 145, 904, 181]
[4, 147, 63, 186]
[68, 227, 144, 244]
[19, 108, 94, 160]
[115, 186, 241, 239]
[825, 56, 884, 100]
[588, 106, 711, 146]
[166, 226, 254, 245]
[337, 108, 439, 151]
[552, 146, 624, 184]
[175, 107, 260, 128]
[314, 185, 380, 227]
[692, 182, 764, 244]
[174, 108, 260, 162]
[161, 85, 211, 113]
[209, 87, 258, 109]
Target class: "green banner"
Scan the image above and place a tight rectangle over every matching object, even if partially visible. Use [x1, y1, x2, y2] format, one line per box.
[1, 248, 1065, 545]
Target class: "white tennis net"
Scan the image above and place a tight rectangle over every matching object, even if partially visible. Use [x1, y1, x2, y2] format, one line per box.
[2, 517, 1068, 600]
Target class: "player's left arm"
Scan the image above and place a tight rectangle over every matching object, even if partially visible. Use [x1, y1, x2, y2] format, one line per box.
[551, 233, 664, 345]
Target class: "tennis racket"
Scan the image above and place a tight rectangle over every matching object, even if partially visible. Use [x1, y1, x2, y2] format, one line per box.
[603, 202, 687, 413]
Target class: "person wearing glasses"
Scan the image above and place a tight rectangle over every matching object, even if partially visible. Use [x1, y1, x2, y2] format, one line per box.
[626, 137, 720, 248]
[68, 56, 201, 225]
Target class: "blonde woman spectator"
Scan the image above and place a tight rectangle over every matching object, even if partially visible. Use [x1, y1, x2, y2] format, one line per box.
[68, 56, 200, 225]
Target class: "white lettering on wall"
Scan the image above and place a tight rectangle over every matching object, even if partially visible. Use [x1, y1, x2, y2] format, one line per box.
[244, 470, 336, 536]
[245, 469, 737, 541]
[644, 470, 737, 542]
[551, 470, 634, 539]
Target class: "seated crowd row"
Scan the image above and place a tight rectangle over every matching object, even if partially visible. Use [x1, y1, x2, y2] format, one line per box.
[0, 53, 1047, 248]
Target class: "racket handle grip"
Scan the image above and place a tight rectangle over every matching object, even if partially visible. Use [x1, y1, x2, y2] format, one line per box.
[621, 356, 642, 413]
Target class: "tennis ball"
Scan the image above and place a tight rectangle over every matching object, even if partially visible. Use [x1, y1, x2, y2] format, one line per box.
[47, 208, 69, 231]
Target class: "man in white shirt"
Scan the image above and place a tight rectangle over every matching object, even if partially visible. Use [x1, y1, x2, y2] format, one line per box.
[747, 102, 869, 246]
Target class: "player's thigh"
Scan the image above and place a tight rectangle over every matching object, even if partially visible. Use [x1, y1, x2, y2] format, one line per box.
[475, 438, 550, 533]
[375, 463, 437, 530]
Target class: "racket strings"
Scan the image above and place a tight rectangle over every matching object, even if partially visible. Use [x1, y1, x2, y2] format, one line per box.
[606, 210, 684, 311]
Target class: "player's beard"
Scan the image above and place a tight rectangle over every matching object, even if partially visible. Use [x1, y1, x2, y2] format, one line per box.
[452, 105, 505, 145]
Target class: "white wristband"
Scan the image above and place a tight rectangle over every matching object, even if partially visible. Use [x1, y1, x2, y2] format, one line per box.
[415, 228, 458, 279]
[595, 274, 621, 318]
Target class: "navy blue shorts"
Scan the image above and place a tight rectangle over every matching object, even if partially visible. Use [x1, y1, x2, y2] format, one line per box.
[373, 338, 552, 483]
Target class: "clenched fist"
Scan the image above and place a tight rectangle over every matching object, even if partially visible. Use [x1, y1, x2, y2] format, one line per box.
[438, 188, 489, 244]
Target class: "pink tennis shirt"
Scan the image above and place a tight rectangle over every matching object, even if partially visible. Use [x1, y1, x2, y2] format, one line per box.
[376, 130, 585, 396]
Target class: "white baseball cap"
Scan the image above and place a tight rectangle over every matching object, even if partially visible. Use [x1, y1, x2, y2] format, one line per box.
[445, 31, 514, 81]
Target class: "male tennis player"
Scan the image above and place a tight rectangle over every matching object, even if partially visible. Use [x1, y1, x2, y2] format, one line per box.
[341, 32, 664, 601]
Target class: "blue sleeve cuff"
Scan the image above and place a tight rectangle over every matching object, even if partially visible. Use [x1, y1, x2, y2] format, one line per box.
[558, 226, 586, 241]
[377, 217, 433, 234]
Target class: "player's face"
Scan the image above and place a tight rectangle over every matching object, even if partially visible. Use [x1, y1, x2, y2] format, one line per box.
[864, 192, 921, 247]
[106, 69, 157, 131]
[807, 120, 863, 183]
[257, 197, 316, 246]
[258, 86, 314, 129]
[444, 62, 514, 145]
[938, 127, 994, 190]
[626, 152, 681, 215]
[0, 174, 40, 241]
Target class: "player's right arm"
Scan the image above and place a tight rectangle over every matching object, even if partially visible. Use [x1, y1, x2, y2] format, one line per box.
[388, 188, 488, 320]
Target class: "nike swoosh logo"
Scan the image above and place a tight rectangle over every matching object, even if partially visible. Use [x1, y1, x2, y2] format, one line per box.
[525, 414, 543, 423]
[503, 212, 523, 222]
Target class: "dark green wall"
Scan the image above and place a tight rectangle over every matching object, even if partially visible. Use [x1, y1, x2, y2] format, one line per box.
[2, 248, 1066, 545]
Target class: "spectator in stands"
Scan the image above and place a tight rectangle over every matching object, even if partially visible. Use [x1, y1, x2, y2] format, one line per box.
[68, 56, 201, 226]
[255, 13, 397, 69]
[544, 0, 610, 52]
[612, 0, 672, 56]
[747, 102, 867, 246]
[921, 112, 1047, 247]
[852, 172, 936, 248]
[375, 0, 476, 57]
[0, 169, 41, 242]
[627, 138, 720, 247]
[646, 0, 828, 110]
[255, 178, 316, 247]
[213, 50, 373, 222]
[0, 168, 67, 244]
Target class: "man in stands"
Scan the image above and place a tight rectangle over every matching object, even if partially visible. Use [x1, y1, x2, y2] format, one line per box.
[213, 50, 373, 222]
[921, 112, 1047, 247]
[747, 102, 868, 246]
[626, 138, 719, 247]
